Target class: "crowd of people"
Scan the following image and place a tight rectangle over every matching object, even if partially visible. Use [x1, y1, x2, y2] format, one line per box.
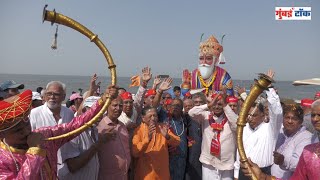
[0, 35, 319, 180]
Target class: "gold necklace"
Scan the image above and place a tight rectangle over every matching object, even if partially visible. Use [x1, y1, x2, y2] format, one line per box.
[198, 70, 217, 94]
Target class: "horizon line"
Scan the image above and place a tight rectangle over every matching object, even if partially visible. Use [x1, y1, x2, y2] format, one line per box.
[0, 72, 296, 82]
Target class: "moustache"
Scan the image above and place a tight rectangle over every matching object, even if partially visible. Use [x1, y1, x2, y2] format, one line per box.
[48, 100, 57, 104]
[199, 64, 211, 67]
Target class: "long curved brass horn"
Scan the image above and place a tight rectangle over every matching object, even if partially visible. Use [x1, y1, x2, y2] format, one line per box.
[42, 5, 117, 141]
[236, 73, 274, 180]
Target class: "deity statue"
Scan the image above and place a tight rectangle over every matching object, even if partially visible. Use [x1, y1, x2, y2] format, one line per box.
[181, 35, 233, 95]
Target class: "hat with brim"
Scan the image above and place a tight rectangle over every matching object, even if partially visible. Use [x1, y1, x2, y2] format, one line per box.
[0, 80, 24, 91]
[0, 90, 32, 132]
[70, 93, 83, 101]
[83, 96, 100, 108]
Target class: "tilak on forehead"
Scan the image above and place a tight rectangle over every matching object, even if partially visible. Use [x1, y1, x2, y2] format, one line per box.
[199, 35, 223, 57]
[0, 90, 32, 132]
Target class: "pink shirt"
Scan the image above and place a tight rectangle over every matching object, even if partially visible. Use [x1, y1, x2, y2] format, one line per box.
[97, 117, 131, 180]
[289, 142, 320, 180]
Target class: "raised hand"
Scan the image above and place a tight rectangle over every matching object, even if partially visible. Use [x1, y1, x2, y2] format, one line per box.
[152, 76, 162, 90]
[158, 77, 173, 92]
[206, 90, 214, 103]
[27, 132, 44, 148]
[220, 86, 228, 107]
[89, 74, 101, 96]
[235, 85, 246, 95]
[207, 91, 221, 109]
[159, 123, 169, 139]
[103, 85, 119, 101]
[182, 69, 191, 84]
[266, 69, 275, 79]
[148, 122, 156, 141]
[141, 67, 152, 83]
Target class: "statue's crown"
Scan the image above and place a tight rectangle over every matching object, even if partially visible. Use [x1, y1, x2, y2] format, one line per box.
[199, 35, 223, 57]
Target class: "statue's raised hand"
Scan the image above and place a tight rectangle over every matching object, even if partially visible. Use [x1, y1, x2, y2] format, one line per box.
[182, 69, 191, 84]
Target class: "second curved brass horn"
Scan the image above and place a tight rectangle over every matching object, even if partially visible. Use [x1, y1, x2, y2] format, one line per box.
[42, 5, 117, 141]
[236, 73, 274, 180]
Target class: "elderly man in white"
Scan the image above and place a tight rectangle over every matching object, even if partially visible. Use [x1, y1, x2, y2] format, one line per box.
[188, 89, 238, 180]
[29, 81, 75, 178]
[234, 70, 283, 180]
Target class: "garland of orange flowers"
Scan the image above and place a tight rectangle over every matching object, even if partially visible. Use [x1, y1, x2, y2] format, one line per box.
[197, 70, 217, 94]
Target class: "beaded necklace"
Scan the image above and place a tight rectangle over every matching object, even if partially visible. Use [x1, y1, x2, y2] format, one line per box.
[172, 117, 185, 137]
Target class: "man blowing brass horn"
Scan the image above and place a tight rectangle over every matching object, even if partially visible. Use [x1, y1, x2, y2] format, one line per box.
[0, 5, 118, 179]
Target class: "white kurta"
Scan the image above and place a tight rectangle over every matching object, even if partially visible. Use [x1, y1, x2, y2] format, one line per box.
[234, 88, 283, 178]
[30, 103, 75, 177]
[60, 128, 99, 180]
[188, 104, 238, 180]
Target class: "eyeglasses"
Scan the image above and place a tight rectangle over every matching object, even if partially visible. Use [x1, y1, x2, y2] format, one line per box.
[45, 92, 62, 98]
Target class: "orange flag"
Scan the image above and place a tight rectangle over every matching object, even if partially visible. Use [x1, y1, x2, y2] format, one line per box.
[129, 75, 140, 87]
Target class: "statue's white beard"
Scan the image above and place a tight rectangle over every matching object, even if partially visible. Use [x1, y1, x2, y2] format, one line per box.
[198, 64, 215, 80]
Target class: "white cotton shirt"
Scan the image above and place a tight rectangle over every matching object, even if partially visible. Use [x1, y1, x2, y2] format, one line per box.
[271, 126, 313, 179]
[59, 128, 99, 180]
[30, 103, 75, 177]
[188, 104, 238, 170]
[234, 88, 283, 178]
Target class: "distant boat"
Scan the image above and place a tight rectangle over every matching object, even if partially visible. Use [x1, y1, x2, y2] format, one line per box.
[292, 78, 320, 86]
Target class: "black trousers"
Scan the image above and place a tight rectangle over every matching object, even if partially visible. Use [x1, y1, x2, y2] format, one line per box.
[238, 165, 271, 180]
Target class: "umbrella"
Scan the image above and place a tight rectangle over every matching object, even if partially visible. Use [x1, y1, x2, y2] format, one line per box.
[292, 78, 320, 86]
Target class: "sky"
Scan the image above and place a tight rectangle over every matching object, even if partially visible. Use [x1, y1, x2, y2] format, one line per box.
[0, 0, 319, 81]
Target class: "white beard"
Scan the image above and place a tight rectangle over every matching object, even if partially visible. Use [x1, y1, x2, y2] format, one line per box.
[47, 101, 60, 110]
[198, 64, 215, 80]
